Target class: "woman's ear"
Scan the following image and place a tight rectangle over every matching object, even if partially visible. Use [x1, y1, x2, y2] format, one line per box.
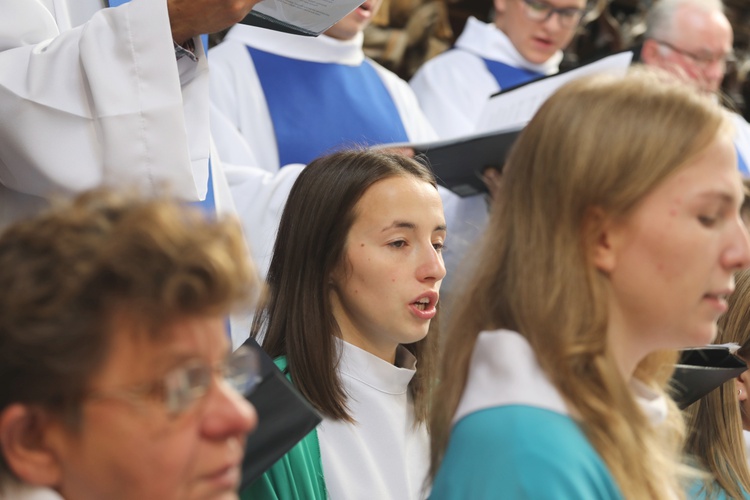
[0, 404, 63, 488]
[584, 207, 619, 274]
[737, 371, 750, 402]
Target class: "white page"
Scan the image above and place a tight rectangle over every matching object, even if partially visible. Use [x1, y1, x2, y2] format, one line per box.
[474, 51, 634, 134]
[249, 0, 363, 36]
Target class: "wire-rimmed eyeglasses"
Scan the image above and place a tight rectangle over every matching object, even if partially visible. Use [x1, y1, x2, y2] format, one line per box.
[652, 39, 736, 69]
[86, 346, 262, 418]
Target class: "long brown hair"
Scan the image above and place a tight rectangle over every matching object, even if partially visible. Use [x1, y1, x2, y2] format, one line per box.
[431, 68, 730, 498]
[253, 149, 439, 423]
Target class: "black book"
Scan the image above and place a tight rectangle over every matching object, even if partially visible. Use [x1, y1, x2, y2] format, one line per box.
[375, 126, 523, 197]
[670, 346, 747, 409]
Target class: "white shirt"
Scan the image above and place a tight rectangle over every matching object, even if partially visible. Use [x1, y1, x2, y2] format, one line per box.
[318, 341, 430, 500]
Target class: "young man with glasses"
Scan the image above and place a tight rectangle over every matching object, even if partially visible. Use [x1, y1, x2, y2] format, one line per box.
[641, 0, 750, 178]
[410, 0, 587, 139]
[0, 190, 262, 500]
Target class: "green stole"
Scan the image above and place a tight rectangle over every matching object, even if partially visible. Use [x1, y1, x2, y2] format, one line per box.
[241, 357, 327, 499]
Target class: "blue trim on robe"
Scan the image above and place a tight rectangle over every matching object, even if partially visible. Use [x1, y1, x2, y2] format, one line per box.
[480, 58, 544, 90]
[247, 46, 409, 166]
[736, 144, 750, 178]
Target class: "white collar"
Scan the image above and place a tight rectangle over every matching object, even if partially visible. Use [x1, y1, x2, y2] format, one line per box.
[631, 377, 668, 426]
[336, 339, 417, 395]
[455, 17, 562, 76]
[454, 329, 670, 426]
[453, 329, 568, 424]
[0, 483, 63, 500]
[225, 24, 365, 66]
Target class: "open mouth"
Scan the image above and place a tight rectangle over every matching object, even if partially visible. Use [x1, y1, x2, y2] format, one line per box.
[413, 297, 430, 311]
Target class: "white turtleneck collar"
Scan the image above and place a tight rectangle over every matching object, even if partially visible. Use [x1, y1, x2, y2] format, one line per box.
[225, 23, 365, 66]
[455, 16, 562, 76]
[335, 339, 417, 395]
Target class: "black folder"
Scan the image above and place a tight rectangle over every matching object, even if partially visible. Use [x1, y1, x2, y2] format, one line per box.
[380, 127, 523, 198]
[670, 346, 747, 409]
[240, 337, 322, 488]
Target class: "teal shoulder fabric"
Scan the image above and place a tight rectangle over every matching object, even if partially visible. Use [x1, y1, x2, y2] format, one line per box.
[240, 357, 327, 500]
[429, 405, 624, 500]
[688, 480, 750, 499]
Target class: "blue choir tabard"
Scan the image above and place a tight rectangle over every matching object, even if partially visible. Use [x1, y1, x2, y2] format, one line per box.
[248, 46, 409, 167]
[481, 58, 544, 90]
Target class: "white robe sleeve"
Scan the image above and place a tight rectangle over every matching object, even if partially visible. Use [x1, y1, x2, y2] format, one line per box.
[209, 39, 281, 173]
[226, 161, 303, 279]
[409, 50, 499, 140]
[0, 0, 211, 228]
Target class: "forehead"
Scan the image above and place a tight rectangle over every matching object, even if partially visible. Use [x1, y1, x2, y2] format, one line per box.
[350, 176, 445, 229]
[92, 315, 228, 389]
[644, 132, 741, 208]
[672, 6, 733, 48]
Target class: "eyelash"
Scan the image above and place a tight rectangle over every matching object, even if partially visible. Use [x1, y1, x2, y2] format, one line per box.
[387, 240, 445, 252]
[698, 215, 717, 227]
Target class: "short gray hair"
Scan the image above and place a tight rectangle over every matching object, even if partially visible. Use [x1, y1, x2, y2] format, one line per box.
[644, 0, 725, 41]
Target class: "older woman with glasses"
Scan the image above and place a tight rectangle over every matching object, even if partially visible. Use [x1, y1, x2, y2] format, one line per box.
[0, 190, 262, 500]
[411, 0, 587, 139]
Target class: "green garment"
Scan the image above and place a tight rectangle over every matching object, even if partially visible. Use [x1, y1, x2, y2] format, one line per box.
[241, 357, 327, 500]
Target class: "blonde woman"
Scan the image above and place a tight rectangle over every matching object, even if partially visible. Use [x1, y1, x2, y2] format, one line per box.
[429, 69, 750, 499]
[686, 269, 750, 500]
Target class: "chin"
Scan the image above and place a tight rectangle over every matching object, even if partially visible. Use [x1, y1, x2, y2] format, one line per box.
[399, 329, 430, 346]
[685, 325, 718, 348]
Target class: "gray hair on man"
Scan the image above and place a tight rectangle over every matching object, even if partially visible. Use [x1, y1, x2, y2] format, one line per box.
[644, 0, 725, 40]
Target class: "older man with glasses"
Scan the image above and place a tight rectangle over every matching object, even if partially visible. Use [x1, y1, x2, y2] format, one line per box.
[641, 0, 733, 95]
[642, 0, 750, 177]
[410, 0, 587, 139]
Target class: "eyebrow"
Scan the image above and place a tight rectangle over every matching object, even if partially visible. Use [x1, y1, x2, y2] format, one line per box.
[695, 190, 742, 207]
[157, 343, 231, 370]
[381, 220, 447, 233]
